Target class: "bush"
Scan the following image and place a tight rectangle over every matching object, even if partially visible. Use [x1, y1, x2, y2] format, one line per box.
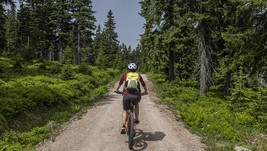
[50, 111, 71, 123]
[0, 98, 36, 117]
[148, 73, 165, 84]
[13, 60, 23, 69]
[46, 61, 62, 74]
[61, 65, 74, 80]
[91, 86, 108, 100]
[0, 57, 119, 150]
[0, 57, 13, 72]
[0, 115, 8, 134]
[149, 73, 266, 149]
[0, 126, 50, 151]
[71, 104, 81, 113]
[77, 64, 92, 75]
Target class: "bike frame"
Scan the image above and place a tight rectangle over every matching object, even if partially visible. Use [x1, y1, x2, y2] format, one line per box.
[114, 90, 147, 149]
[125, 100, 136, 135]
[125, 100, 136, 149]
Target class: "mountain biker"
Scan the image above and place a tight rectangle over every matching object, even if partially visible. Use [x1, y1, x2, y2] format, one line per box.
[115, 63, 148, 134]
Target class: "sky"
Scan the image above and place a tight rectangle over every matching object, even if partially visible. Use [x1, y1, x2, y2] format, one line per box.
[92, 0, 145, 48]
[12, 0, 145, 49]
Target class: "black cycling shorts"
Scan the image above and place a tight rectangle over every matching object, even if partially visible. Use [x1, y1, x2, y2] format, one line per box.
[122, 94, 141, 110]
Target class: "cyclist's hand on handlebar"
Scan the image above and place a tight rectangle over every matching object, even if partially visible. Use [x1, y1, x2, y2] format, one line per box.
[114, 90, 123, 94]
[141, 92, 148, 95]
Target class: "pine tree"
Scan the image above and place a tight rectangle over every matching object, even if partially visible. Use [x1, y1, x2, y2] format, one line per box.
[96, 10, 119, 68]
[0, 6, 6, 53]
[50, 0, 72, 62]
[71, 0, 96, 64]
[0, 0, 15, 53]
[139, 0, 167, 74]
[115, 43, 130, 70]
[4, 6, 18, 54]
[17, 2, 33, 60]
[16, 0, 56, 60]
[91, 25, 103, 65]
[218, 0, 267, 95]
[31, 0, 54, 59]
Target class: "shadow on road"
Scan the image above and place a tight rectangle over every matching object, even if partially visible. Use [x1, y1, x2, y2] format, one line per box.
[93, 94, 119, 106]
[126, 129, 166, 151]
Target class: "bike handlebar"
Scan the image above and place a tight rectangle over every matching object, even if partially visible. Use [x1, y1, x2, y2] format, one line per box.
[114, 90, 124, 94]
[114, 90, 148, 96]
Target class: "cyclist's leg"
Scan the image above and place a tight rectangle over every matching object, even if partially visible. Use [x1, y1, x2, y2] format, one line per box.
[135, 104, 139, 123]
[123, 94, 140, 124]
[133, 94, 141, 123]
[121, 95, 131, 134]
[122, 110, 127, 125]
[121, 110, 127, 134]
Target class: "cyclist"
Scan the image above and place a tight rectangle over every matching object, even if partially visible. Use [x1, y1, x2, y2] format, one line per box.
[115, 63, 148, 134]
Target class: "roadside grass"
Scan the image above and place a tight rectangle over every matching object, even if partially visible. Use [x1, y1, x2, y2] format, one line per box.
[0, 57, 120, 151]
[148, 73, 267, 151]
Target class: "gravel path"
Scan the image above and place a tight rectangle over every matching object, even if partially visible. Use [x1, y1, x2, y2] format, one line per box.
[35, 75, 206, 151]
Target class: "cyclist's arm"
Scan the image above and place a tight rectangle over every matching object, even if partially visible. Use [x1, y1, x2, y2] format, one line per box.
[143, 85, 148, 94]
[116, 73, 126, 90]
[139, 74, 148, 94]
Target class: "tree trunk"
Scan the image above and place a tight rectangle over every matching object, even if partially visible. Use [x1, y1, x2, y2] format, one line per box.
[49, 44, 55, 61]
[48, 52, 51, 61]
[198, 21, 211, 96]
[77, 31, 81, 64]
[168, 0, 175, 81]
[224, 71, 232, 96]
[169, 48, 175, 81]
[200, 51, 208, 96]
[59, 41, 64, 63]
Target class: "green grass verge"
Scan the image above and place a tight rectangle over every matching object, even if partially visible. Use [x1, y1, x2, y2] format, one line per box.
[0, 57, 120, 151]
[148, 73, 267, 151]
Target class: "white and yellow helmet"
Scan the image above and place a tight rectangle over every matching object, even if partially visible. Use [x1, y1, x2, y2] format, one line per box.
[127, 63, 137, 71]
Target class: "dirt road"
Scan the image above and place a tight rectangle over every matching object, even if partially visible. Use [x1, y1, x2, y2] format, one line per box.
[35, 75, 205, 151]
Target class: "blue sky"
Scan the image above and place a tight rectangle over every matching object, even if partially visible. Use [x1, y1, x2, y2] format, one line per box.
[92, 0, 144, 48]
[12, 0, 144, 49]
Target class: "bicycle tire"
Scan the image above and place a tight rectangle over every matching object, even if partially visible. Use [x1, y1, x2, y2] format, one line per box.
[128, 112, 134, 149]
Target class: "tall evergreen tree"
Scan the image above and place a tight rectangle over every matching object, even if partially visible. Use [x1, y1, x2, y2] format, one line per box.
[96, 10, 119, 68]
[71, 0, 96, 64]
[91, 25, 103, 65]
[31, 0, 54, 59]
[140, 0, 192, 81]
[0, 0, 15, 53]
[139, 0, 166, 73]
[115, 43, 130, 70]
[17, 1, 33, 59]
[16, 0, 55, 60]
[50, 0, 72, 62]
[219, 0, 267, 95]
[4, 6, 18, 54]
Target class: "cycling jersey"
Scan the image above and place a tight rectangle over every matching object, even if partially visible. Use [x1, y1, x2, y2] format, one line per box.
[118, 72, 146, 95]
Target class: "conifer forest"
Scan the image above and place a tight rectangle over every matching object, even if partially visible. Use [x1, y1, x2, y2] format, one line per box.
[0, 0, 267, 150]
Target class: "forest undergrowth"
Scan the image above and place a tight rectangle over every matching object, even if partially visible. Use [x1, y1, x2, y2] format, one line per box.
[0, 57, 119, 151]
[148, 73, 267, 151]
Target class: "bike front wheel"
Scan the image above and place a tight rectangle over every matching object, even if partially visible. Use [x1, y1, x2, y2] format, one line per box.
[128, 112, 134, 149]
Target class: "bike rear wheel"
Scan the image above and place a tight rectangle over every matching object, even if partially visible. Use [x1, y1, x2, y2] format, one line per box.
[128, 112, 134, 149]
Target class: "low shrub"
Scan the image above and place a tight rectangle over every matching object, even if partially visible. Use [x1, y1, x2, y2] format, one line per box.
[50, 111, 71, 123]
[0, 126, 50, 151]
[0, 57, 119, 150]
[77, 64, 93, 75]
[148, 73, 266, 150]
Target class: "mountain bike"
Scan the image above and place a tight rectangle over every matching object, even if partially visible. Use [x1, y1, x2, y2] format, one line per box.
[114, 90, 147, 150]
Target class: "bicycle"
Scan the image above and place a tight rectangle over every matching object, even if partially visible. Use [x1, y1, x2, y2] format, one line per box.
[114, 90, 147, 149]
